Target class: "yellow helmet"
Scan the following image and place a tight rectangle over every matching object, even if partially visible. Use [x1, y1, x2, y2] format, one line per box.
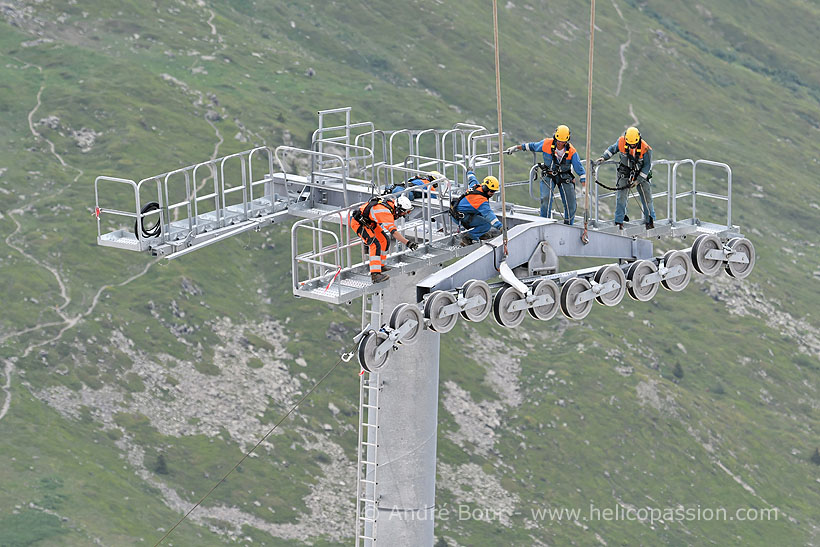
[428, 171, 444, 180]
[624, 126, 641, 145]
[554, 124, 571, 142]
[482, 175, 500, 192]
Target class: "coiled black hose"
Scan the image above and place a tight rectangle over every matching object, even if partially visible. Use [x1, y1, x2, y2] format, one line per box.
[135, 201, 161, 238]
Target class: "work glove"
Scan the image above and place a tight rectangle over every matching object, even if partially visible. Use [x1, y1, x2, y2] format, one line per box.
[407, 241, 419, 251]
[596, 156, 605, 165]
[504, 145, 518, 155]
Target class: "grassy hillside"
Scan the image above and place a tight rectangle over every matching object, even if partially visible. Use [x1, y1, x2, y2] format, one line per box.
[0, 0, 818, 545]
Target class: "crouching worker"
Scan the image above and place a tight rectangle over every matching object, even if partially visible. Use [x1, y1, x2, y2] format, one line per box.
[450, 171, 503, 247]
[350, 194, 418, 284]
[388, 171, 443, 200]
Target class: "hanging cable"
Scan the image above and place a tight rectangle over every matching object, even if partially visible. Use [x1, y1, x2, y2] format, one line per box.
[582, 0, 596, 245]
[491, 0, 508, 256]
[153, 343, 356, 547]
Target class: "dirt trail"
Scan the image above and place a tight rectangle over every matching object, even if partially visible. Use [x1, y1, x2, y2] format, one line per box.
[610, 0, 632, 97]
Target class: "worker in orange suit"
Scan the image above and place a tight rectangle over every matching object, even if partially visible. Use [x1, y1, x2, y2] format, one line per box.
[350, 194, 418, 283]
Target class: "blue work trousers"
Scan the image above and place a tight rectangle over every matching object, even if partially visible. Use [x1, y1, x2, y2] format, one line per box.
[460, 214, 494, 241]
[541, 178, 577, 224]
[614, 175, 655, 224]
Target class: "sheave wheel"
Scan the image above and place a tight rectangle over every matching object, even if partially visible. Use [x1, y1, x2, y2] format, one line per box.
[661, 250, 692, 292]
[388, 303, 424, 345]
[691, 233, 723, 276]
[593, 264, 626, 307]
[493, 286, 527, 328]
[626, 260, 659, 302]
[528, 279, 560, 321]
[560, 277, 594, 320]
[357, 331, 390, 373]
[724, 237, 756, 279]
[459, 280, 492, 322]
[424, 290, 458, 333]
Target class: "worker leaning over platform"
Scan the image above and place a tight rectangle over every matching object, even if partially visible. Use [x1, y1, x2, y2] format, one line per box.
[504, 124, 586, 224]
[450, 170, 503, 247]
[387, 171, 443, 200]
[596, 126, 655, 230]
[350, 194, 418, 284]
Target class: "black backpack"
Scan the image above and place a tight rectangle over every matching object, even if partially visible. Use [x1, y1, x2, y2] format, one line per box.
[351, 197, 382, 229]
[449, 188, 484, 220]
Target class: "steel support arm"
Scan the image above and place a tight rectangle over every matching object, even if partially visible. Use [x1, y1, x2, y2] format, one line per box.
[416, 221, 653, 300]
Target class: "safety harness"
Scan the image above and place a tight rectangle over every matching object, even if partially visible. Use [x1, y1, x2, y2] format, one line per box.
[615, 137, 651, 183]
[540, 139, 576, 185]
[352, 197, 393, 232]
[449, 187, 487, 221]
[384, 176, 435, 196]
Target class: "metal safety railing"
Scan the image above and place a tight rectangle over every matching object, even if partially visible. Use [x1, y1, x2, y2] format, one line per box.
[674, 159, 733, 228]
[94, 176, 156, 249]
[518, 156, 732, 229]
[591, 159, 675, 226]
[94, 145, 279, 249]
[274, 146, 356, 207]
[96, 106, 738, 260]
[290, 182, 456, 292]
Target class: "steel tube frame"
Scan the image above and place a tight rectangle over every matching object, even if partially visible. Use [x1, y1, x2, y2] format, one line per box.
[693, 159, 732, 228]
[275, 146, 350, 207]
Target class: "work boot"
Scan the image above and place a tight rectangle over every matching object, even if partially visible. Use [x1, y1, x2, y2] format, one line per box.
[616, 222, 624, 231]
[479, 228, 501, 241]
[381, 265, 392, 272]
[645, 218, 655, 230]
[459, 235, 474, 247]
[370, 272, 390, 284]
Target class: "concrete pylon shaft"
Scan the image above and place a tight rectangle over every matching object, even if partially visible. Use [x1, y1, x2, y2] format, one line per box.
[367, 265, 441, 545]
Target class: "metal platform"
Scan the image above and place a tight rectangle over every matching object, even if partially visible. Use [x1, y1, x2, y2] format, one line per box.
[92, 106, 756, 547]
[93, 106, 747, 298]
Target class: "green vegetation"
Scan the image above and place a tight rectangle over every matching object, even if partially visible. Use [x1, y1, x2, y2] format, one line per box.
[0, 509, 66, 547]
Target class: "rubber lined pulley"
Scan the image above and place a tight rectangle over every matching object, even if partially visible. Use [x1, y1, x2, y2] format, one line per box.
[357, 330, 390, 373]
[424, 290, 458, 333]
[388, 303, 424, 345]
[459, 280, 492, 322]
[560, 277, 594, 320]
[135, 201, 161, 239]
[592, 264, 626, 307]
[626, 259, 659, 302]
[661, 250, 692, 292]
[492, 285, 527, 328]
[527, 279, 560, 321]
[691, 233, 722, 276]
[724, 237, 755, 279]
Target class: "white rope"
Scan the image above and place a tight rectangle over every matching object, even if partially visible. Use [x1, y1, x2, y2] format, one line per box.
[491, 0, 508, 255]
[582, 0, 596, 243]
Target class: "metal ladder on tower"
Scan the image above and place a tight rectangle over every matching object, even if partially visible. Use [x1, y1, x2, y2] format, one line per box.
[356, 291, 384, 546]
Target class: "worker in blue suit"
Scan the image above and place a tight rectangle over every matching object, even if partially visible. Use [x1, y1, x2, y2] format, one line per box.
[388, 171, 442, 200]
[450, 171, 503, 246]
[596, 126, 655, 230]
[505, 125, 586, 224]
